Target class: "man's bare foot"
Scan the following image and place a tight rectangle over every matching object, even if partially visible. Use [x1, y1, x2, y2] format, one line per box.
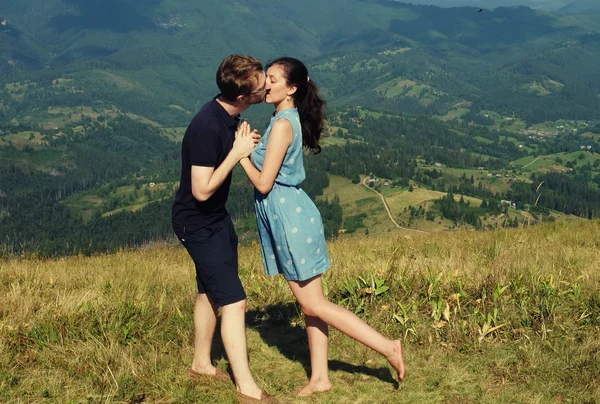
[386, 340, 406, 383]
[297, 379, 332, 397]
[189, 366, 231, 383]
[190, 365, 218, 376]
[236, 390, 280, 403]
[236, 385, 265, 401]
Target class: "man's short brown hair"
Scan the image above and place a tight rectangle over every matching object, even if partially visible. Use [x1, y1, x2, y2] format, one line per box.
[216, 55, 263, 102]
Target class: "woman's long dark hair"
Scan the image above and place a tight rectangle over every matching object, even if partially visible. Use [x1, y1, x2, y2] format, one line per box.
[266, 57, 325, 153]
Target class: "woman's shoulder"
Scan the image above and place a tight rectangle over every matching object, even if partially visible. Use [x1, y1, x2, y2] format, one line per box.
[271, 117, 293, 132]
[275, 109, 300, 129]
[267, 118, 294, 145]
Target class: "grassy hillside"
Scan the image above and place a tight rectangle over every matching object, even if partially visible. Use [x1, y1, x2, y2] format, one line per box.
[1, 220, 599, 402]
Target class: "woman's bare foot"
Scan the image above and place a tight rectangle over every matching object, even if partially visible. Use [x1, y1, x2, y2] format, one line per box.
[386, 340, 406, 383]
[297, 378, 332, 397]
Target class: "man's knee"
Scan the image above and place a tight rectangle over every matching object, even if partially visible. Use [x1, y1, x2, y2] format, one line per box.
[196, 293, 218, 311]
[221, 298, 247, 313]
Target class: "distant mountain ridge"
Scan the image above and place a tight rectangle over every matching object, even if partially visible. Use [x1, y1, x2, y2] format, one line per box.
[1, 0, 600, 126]
[395, 0, 573, 11]
[559, 0, 600, 14]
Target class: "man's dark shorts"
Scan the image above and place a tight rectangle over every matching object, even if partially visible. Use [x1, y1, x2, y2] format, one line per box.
[177, 215, 246, 307]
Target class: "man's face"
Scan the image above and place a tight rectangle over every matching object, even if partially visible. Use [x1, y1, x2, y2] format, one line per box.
[246, 71, 267, 105]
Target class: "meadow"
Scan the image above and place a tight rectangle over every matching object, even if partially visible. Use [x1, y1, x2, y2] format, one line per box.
[1, 221, 599, 403]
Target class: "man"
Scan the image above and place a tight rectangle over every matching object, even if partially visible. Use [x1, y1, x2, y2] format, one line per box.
[172, 55, 278, 403]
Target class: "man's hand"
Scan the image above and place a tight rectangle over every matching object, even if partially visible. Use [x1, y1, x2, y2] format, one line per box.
[233, 121, 257, 159]
[242, 120, 261, 145]
[234, 121, 261, 160]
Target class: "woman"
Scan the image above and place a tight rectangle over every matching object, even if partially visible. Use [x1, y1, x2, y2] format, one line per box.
[239, 57, 405, 396]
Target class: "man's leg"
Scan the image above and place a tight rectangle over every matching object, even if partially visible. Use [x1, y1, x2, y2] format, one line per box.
[193, 218, 264, 398]
[186, 217, 267, 399]
[191, 292, 219, 374]
[180, 226, 221, 375]
[221, 299, 263, 399]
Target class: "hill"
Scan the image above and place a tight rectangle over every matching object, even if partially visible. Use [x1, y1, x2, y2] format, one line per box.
[2, 0, 600, 126]
[3, 101, 600, 257]
[2, 0, 600, 257]
[559, 0, 600, 13]
[403, 0, 573, 10]
[1, 220, 599, 402]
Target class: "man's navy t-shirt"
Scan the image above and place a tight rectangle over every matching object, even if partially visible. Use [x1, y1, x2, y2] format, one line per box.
[172, 97, 239, 236]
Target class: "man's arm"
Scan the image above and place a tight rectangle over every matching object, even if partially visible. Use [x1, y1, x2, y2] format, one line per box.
[239, 119, 293, 195]
[191, 122, 259, 202]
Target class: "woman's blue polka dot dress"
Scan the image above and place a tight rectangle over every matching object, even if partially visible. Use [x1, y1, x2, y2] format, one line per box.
[251, 108, 330, 281]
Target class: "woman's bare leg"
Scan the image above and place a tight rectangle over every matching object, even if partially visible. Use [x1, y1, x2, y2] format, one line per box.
[297, 313, 332, 396]
[288, 275, 405, 390]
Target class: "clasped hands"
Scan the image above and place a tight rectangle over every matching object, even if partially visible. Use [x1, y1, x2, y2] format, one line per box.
[233, 120, 261, 160]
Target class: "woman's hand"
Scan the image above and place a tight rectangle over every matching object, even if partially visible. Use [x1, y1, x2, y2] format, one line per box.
[233, 121, 260, 160]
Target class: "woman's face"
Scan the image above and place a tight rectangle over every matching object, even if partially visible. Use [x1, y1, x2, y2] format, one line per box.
[264, 64, 295, 105]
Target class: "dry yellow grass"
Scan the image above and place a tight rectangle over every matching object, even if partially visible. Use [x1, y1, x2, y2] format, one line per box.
[1, 221, 599, 402]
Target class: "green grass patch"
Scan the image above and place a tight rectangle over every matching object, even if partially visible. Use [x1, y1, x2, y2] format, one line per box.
[439, 107, 470, 121]
[0, 131, 46, 149]
[474, 136, 494, 144]
[61, 194, 106, 222]
[2, 221, 599, 402]
[480, 111, 526, 132]
[378, 47, 411, 55]
[343, 213, 368, 233]
[562, 151, 600, 166]
[358, 109, 383, 119]
[321, 136, 362, 147]
[319, 175, 391, 234]
[512, 152, 600, 173]
[375, 78, 417, 99]
[102, 201, 153, 216]
[161, 127, 186, 142]
[581, 132, 600, 141]
[355, 196, 379, 207]
[350, 58, 385, 73]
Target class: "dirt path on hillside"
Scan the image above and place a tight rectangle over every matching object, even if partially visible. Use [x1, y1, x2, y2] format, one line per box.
[521, 156, 541, 169]
[362, 179, 428, 234]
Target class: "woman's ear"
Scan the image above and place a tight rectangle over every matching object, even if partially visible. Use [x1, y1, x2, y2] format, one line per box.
[287, 86, 297, 96]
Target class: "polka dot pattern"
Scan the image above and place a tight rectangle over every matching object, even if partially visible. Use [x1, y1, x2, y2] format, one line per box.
[249, 108, 331, 281]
